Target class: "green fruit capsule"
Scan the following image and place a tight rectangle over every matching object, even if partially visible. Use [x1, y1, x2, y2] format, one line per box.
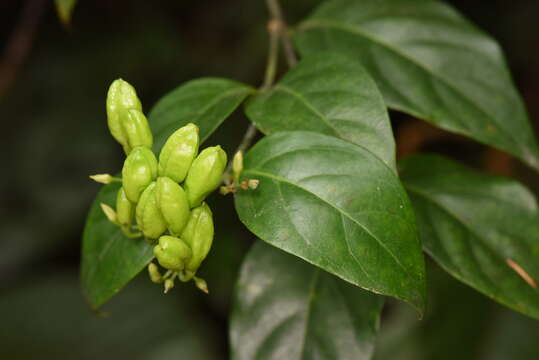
[181, 202, 214, 272]
[158, 123, 199, 183]
[136, 182, 167, 239]
[156, 177, 191, 235]
[123, 109, 153, 150]
[122, 147, 158, 203]
[184, 146, 227, 208]
[153, 235, 192, 271]
[106, 79, 142, 153]
[116, 187, 135, 227]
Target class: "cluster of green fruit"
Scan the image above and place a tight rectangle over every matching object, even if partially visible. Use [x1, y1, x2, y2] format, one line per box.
[92, 79, 227, 293]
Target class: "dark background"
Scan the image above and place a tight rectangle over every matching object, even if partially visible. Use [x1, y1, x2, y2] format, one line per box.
[1, 1, 538, 359]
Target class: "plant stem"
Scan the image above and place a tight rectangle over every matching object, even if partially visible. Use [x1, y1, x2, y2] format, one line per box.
[265, 0, 298, 67]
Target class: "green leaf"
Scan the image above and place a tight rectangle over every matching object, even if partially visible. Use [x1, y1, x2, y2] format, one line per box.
[245, 53, 395, 170]
[400, 154, 539, 319]
[81, 182, 154, 309]
[82, 77, 252, 309]
[230, 241, 384, 360]
[149, 77, 254, 151]
[294, 0, 539, 171]
[55, 0, 77, 26]
[235, 131, 426, 312]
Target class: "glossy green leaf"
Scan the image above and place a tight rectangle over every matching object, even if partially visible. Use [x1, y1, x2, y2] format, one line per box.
[81, 182, 154, 309]
[245, 53, 395, 170]
[82, 77, 251, 309]
[149, 77, 254, 151]
[294, 0, 539, 171]
[400, 154, 539, 319]
[230, 241, 384, 360]
[55, 0, 77, 26]
[235, 131, 426, 311]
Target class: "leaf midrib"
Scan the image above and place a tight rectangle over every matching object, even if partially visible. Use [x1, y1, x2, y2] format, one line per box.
[244, 168, 414, 282]
[273, 84, 342, 138]
[298, 19, 526, 153]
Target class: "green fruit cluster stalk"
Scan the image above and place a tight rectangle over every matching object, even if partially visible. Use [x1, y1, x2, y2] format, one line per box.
[92, 79, 227, 293]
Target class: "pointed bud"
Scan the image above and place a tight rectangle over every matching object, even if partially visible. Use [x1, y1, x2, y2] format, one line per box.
[122, 109, 153, 151]
[194, 276, 209, 294]
[164, 278, 175, 293]
[122, 147, 158, 203]
[184, 146, 227, 207]
[100, 203, 118, 224]
[148, 263, 163, 283]
[232, 151, 243, 180]
[181, 202, 214, 272]
[153, 235, 192, 271]
[155, 177, 191, 235]
[136, 182, 167, 239]
[89, 173, 114, 184]
[158, 123, 199, 183]
[106, 79, 142, 153]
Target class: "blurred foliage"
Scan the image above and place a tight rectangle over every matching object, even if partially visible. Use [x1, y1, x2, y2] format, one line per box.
[1, 0, 538, 358]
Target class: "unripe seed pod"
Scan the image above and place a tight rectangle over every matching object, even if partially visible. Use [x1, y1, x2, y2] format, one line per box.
[123, 109, 153, 150]
[153, 235, 192, 271]
[184, 146, 227, 208]
[122, 147, 158, 203]
[106, 79, 142, 153]
[181, 202, 214, 272]
[158, 123, 199, 183]
[155, 177, 190, 235]
[136, 182, 167, 239]
[116, 187, 135, 227]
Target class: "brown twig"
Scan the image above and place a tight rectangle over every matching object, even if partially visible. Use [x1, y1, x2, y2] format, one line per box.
[0, 0, 46, 99]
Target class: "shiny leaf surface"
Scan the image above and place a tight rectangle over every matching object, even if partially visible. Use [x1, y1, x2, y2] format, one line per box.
[149, 77, 253, 151]
[230, 241, 384, 360]
[235, 131, 426, 311]
[295, 0, 539, 170]
[400, 154, 539, 319]
[245, 53, 395, 169]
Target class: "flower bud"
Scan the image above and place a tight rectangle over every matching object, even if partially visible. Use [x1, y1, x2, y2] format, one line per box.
[153, 235, 192, 271]
[89, 173, 114, 184]
[164, 279, 175, 293]
[122, 147, 158, 203]
[106, 79, 142, 153]
[184, 146, 227, 207]
[122, 109, 153, 151]
[158, 123, 199, 183]
[100, 203, 118, 224]
[148, 263, 163, 283]
[232, 151, 243, 180]
[136, 182, 167, 239]
[181, 202, 214, 272]
[194, 276, 208, 294]
[155, 177, 190, 235]
[116, 187, 134, 228]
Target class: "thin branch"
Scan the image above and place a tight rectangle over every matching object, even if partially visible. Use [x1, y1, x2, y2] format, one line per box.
[266, 0, 297, 67]
[224, 0, 293, 185]
[0, 0, 46, 99]
[261, 18, 280, 91]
